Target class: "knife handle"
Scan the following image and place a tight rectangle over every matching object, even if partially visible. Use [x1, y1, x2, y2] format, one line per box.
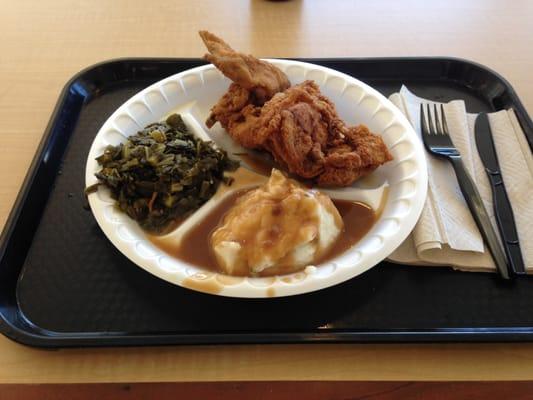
[450, 157, 510, 279]
[487, 172, 526, 274]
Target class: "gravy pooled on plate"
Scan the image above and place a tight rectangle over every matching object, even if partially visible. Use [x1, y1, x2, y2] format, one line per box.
[150, 170, 377, 277]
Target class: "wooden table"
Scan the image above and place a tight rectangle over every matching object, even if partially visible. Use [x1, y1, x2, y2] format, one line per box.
[1, 0, 533, 396]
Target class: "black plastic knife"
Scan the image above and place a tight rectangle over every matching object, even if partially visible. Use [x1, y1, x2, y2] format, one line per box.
[474, 112, 526, 275]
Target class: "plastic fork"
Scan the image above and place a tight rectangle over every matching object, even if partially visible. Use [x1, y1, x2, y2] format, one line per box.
[420, 104, 510, 280]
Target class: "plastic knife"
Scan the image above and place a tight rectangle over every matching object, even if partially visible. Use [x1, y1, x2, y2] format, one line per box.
[474, 112, 526, 275]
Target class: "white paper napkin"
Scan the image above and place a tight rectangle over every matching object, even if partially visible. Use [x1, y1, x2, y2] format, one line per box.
[387, 86, 533, 273]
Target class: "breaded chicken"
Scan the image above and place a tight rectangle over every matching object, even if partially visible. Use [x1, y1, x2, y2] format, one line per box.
[199, 30, 290, 105]
[241, 81, 393, 186]
[201, 31, 393, 186]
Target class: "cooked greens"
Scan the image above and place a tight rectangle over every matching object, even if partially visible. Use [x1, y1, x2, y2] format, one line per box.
[87, 114, 239, 232]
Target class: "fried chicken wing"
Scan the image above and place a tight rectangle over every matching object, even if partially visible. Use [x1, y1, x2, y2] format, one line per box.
[199, 31, 290, 104]
[201, 32, 393, 187]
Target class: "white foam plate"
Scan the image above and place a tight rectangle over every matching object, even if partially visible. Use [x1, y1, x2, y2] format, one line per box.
[85, 60, 427, 298]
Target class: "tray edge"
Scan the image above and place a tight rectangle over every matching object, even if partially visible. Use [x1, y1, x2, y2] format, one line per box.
[1, 56, 532, 348]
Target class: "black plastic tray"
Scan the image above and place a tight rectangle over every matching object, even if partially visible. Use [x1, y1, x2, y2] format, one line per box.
[1, 58, 533, 348]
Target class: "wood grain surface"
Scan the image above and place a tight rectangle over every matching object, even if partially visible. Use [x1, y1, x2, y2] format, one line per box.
[0, 0, 533, 384]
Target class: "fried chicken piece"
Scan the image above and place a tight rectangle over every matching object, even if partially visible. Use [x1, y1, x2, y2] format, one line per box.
[201, 32, 393, 187]
[204, 82, 264, 149]
[199, 31, 290, 104]
[320, 125, 392, 186]
[236, 81, 393, 186]
[205, 83, 253, 128]
[200, 30, 290, 141]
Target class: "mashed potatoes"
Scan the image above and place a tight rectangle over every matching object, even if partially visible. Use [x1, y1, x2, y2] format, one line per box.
[210, 169, 343, 275]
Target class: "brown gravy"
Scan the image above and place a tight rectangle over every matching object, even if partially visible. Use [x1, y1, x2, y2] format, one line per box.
[318, 200, 376, 264]
[149, 192, 377, 276]
[182, 275, 223, 294]
[239, 152, 275, 176]
[239, 152, 314, 188]
[149, 190, 247, 274]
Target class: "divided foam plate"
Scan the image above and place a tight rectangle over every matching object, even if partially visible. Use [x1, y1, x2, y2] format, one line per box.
[85, 60, 428, 298]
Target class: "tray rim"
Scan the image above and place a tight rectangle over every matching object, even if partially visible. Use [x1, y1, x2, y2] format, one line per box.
[1, 56, 532, 348]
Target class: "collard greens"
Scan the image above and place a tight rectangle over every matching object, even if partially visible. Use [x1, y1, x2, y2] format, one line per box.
[87, 114, 238, 232]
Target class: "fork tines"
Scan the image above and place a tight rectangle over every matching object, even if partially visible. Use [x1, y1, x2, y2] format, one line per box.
[420, 103, 459, 158]
[420, 103, 449, 136]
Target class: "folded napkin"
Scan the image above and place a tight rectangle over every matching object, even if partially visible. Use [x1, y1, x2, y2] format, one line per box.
[387, 86, 533, 273]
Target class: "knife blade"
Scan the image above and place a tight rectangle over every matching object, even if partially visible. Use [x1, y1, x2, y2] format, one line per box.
[475, 112, 526, 275]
